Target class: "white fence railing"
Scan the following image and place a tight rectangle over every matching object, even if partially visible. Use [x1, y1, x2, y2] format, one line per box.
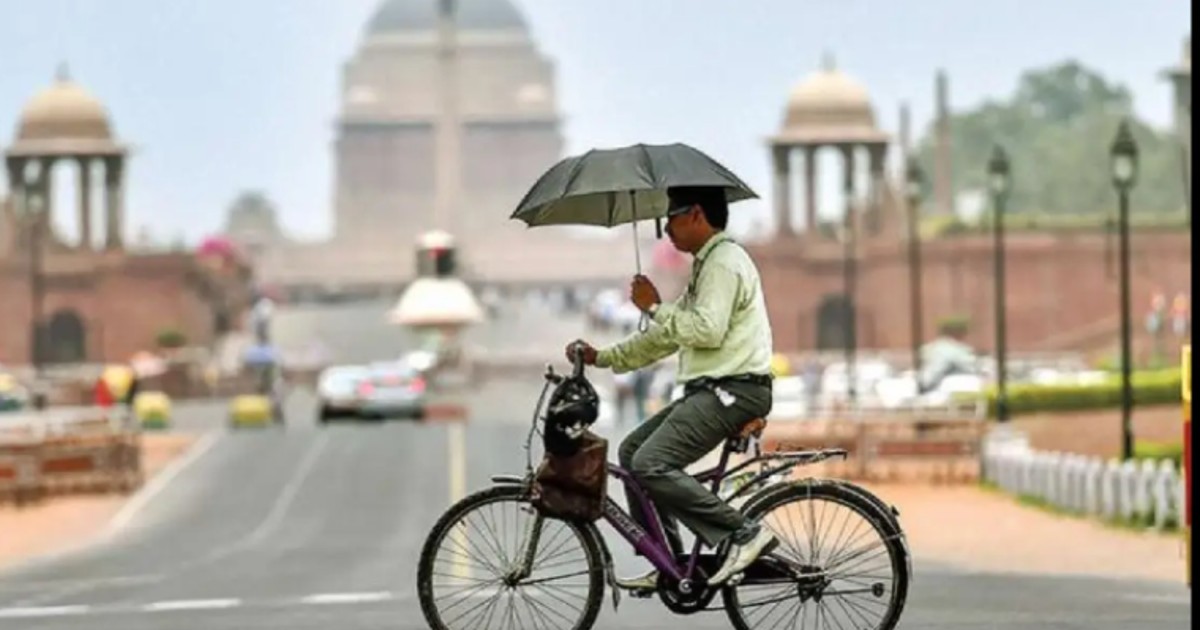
[982, 428, 1186, 531]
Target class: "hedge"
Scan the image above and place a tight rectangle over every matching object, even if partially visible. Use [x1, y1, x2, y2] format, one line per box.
[1133, 440, 1184, 468]
[969, 368, 1182, 418]
[922, 212, 1189, 238]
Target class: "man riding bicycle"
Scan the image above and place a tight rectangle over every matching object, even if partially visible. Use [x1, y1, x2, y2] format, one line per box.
[569, 185, 776, 589]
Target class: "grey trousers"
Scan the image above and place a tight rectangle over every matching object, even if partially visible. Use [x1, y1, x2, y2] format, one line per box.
[618, 380, 772, 550]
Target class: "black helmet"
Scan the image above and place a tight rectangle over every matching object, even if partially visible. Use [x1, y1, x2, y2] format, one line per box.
[543, 375, 599, 457]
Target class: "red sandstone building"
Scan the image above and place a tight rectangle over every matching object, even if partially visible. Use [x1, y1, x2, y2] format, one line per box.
[746, 58, 1192, 359]
[0, 71, 251, 367]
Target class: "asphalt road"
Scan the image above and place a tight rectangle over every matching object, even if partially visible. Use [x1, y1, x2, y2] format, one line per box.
[0, 388, 1191, 629]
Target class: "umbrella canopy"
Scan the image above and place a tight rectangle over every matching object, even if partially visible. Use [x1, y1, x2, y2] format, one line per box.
[510, 143, 757, 228]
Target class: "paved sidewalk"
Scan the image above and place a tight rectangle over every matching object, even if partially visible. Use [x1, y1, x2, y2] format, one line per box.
[0, 434, 197, 570]
[869, 482, 1188, 584]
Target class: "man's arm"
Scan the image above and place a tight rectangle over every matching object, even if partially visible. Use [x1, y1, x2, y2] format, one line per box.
[650, 262, 739, 349]
[596, 324, 679, 374]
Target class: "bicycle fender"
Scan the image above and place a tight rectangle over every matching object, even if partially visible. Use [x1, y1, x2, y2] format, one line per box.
[740, 479, 903, 535]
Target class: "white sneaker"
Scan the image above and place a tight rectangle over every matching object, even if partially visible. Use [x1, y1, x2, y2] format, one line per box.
[615, 570, 658, 591]
[708, 529, 778, 585]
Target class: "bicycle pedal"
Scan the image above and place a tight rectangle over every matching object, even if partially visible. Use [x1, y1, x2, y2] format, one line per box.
[628, 588, 655, 599]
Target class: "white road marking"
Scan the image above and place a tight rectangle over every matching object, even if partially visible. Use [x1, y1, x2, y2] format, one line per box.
[243, 433, 330, 547]
[447, 423, 471, 581]
[108, 431, 224, 534]
[0, 605, 89, 618]
[448, 423, 466, 503]
[300, 591, 394, 605]
[143, 598, 241, 612]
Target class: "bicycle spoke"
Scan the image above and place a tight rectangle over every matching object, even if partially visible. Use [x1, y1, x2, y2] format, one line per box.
[427, 493, 595, 630]
[518, 569, 591, 587]
[727, 489, 905, 630]
[448, 586, 504, 629]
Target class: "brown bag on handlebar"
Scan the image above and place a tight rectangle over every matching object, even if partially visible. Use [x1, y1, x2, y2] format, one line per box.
[531, 431, 607, 522]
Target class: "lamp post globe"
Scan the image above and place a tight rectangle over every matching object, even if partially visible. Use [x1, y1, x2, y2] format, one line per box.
[1111, 119, 1140, 190]
[987, 145, 1011, 198]
[905, 157, 925, 206]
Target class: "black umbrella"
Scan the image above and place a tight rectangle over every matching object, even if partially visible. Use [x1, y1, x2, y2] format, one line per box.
[510, 142, 758, 273]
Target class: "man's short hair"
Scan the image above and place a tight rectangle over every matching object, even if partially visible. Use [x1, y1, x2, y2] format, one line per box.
[667, 186, 729, 230]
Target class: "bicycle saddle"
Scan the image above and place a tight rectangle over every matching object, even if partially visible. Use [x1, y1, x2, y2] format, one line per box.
[726, 417, 767, 454]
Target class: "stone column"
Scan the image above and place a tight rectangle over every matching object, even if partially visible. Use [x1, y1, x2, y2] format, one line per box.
[78, 157, 92, 250]
[433, 0, 461, 233]
[804, 145, 819, 235]
[868, 143, 888, 234]
[38, 158, 55, 231]
[772, 145, 793, 237]
[933, 70, 954, 216]
[5, 158, 25, 217]
[1171, 39, 1191, 206]
[104, 157, 124, 250]
[842, 145, 857, 237]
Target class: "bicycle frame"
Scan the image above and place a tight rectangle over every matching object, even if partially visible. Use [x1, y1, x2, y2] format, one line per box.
[600, 441, 846, 583]
[518, 360, 846, 585]
[601, 453, 729, 583]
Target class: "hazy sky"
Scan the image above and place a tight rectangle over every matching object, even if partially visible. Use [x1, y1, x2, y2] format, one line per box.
[0, 1, 1190, 243]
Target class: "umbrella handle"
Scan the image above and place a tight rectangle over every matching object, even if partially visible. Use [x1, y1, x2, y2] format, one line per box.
[631, 193, 650, 333]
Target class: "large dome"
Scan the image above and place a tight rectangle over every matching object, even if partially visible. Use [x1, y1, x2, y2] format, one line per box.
[17, 78, 112, 142]
[10, 69, 123, 156]
[366, 0, 529, 35]
[775, 56, 886, 145]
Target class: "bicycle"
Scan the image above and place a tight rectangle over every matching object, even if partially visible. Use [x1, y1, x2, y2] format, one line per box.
[417, 352, 912, 629]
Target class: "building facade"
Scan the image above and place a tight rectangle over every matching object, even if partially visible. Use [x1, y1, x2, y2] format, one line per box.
[240, 0, 654, 293]
[749, 56, 1192, 359]
[0, 72, 251, 366]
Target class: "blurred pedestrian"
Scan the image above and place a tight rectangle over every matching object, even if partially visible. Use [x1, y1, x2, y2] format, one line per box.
[613, 370, 634, 425]
[801, 358, 823, 414]
[631, 367, 653, 424]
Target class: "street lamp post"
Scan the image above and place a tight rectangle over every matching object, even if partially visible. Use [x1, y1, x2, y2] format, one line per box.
[26, 189, 46, 377]
[988, 146, 1012, 423]
[1111, 119, 1140, 461]
[905, 156, 925, 393]
[840, 218, 857, 407]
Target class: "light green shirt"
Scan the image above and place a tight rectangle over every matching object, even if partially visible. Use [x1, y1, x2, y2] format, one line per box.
[596, 232, 773, 382]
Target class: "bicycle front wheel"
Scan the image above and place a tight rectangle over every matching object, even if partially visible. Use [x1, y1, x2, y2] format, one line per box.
[723, 480, 910, 630]
[417, 485, 606, 630]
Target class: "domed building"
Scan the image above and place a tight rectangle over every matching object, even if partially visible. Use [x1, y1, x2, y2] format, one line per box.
[768, 56, 890, 238]
[334, 0, 562, 246]
[748, 55, 1191, 362]
[254, 0, 650, 293]
[0, 70, 252, 367]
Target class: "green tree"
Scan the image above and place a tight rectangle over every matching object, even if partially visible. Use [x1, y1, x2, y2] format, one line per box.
[916, 61, 1186, 218]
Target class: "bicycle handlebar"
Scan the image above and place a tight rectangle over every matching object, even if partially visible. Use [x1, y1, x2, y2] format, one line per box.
[567, 341, 586, 379]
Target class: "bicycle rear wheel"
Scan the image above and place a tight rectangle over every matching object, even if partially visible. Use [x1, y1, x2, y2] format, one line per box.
[417, 485, 606, 630]
[723, 480, 910, 630]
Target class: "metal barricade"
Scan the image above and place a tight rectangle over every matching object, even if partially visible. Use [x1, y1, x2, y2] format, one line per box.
[0, 406, 142, 505]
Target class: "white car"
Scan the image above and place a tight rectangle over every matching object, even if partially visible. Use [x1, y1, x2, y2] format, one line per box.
[316, 365, 371, 422]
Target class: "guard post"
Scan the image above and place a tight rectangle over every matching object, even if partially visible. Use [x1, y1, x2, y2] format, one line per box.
[1183, 344, 1191, 587]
